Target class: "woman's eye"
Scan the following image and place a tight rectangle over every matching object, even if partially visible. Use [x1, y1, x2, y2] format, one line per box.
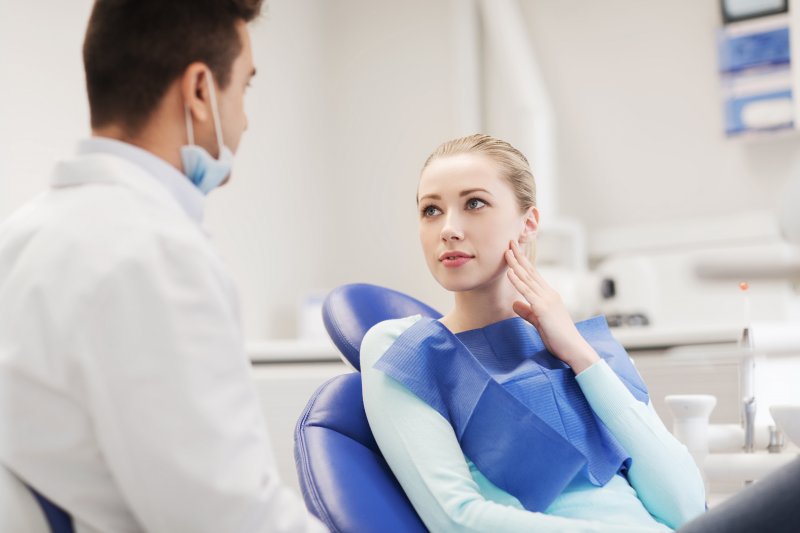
[422, 206, 441, 217]
[466, 198, 486, 210]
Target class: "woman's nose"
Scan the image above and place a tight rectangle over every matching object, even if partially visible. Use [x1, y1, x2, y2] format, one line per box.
[440, 216, 464, 241]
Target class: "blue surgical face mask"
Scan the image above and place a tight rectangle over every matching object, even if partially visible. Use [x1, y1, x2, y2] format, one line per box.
[181, 71, 233, 195]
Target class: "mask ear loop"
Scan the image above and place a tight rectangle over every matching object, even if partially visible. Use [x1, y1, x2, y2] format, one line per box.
[204, 70, 226, 155]
[184, 102, 195, 145]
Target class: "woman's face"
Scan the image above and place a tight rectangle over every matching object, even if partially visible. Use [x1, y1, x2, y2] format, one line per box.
[417, 153, 537, 293]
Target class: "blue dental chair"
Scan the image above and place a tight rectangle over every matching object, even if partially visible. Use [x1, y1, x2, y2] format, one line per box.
[28, 486, 74, 533]
[0, 464, 74, 533]
[294, 283, 441, 532]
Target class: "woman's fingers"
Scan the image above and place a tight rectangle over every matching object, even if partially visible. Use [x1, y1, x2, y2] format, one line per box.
[509, 240, 546, 286]
[508, 243, 598, 370]
[506, 240, 560, 318]
[505, 243, 542, 296]
[506, 266, 526, 293]
[512, 300, 536, 323]
[505, 246, 533, 283]
[507, 266, 540, 308]
[509, 239, 527, 263]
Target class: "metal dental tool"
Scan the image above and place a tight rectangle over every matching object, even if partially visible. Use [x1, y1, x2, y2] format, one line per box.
[739, 282, 756, 454]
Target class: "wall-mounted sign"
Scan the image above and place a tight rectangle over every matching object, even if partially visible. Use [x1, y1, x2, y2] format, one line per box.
[719, 14, 794, 137]
[721, 0, 788, 24]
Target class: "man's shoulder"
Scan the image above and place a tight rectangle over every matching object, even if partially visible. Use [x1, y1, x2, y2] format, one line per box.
[1, 183, 217, 284]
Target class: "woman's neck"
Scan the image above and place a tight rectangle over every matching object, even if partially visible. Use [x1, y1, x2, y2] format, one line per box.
[440, 276, 520, 333]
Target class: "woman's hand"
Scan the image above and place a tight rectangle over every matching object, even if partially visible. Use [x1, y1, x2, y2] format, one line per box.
[505, 240, 599, 374]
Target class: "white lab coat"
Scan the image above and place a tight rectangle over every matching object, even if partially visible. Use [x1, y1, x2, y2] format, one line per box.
[0, 150, 325, 533]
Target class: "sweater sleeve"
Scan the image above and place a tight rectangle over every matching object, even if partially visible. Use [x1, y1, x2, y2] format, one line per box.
[361, 317, 667, 533]
[575, 359, 707, 529]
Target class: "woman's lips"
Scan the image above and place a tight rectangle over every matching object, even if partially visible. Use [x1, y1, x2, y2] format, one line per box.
[439, 251, 474, 268]
[442, 256, 472, 268]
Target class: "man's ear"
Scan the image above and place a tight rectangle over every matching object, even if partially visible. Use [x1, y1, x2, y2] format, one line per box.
[181, 63, 211, 123]
[518, 206, 539, 244]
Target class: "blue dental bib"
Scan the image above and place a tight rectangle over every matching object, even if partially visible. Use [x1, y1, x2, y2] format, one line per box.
[373, 315, 649, 512]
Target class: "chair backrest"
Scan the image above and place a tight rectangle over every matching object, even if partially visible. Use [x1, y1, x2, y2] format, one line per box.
[28, 485, 74, 533]
[295, 283, 441, 532]
[0, 465, 73, 533]
[321, 283, 442, 370]
[295, 373, 426, 532]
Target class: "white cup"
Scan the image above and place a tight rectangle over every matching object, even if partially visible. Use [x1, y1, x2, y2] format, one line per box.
[664, 394, 717, 469]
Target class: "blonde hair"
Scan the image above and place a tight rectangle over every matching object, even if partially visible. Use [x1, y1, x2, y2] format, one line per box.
[421, 133, 538, 259]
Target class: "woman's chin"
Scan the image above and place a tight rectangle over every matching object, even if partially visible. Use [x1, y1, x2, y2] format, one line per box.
[432, 274, 468, 292]
[435, 275, 482, 293]
[434, 268, 509, 294]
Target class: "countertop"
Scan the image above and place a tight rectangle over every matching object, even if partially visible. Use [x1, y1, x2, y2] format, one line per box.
[247, 324, 743, 363]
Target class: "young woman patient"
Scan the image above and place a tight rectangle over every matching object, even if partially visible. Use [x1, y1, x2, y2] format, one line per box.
[360, 134, 706, 532]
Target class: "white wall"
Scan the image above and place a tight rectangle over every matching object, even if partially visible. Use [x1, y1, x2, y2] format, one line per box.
[211, 0, 462, 335]
[2, 1, 797, 339]
[0, 1, 94, 217]
[496, 0, 800, 231]
[205, 0, 335, 338]
[316, 0, 459, 316]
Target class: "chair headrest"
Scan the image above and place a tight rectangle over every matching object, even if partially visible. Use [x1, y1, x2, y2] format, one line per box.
[322, 283, 442, 371]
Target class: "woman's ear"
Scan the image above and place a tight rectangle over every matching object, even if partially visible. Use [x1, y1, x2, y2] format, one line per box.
[518, 206, 539, 244]
[181, 62, 211, 123]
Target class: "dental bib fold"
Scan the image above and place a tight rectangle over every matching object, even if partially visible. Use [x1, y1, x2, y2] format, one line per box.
[373, 315, 649, 512]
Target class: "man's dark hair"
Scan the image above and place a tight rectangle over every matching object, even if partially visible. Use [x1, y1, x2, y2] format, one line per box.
[83, 0, 262, 135]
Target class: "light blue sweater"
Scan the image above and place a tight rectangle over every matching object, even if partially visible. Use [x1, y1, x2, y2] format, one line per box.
[361, 315, 706, 533]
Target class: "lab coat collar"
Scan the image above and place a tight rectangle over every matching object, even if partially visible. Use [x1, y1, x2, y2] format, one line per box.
[52, 137, 205, 225]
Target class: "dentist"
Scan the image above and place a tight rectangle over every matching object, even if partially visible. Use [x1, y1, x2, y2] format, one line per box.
[0, 1, 324, 532]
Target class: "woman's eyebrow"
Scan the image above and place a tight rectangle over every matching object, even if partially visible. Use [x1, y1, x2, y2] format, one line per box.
[418, 188, 494, 203]
[459, 188, 493, 197]
[418, 193, 440, 203]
